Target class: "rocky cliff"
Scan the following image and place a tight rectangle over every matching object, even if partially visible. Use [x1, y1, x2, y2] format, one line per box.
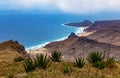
[45, 33, 120, 61]
[85, 20, 120, 46]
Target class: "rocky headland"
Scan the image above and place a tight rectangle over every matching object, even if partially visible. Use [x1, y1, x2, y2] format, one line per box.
[44, 19, 120, 61]
[0, 40, 27, 62]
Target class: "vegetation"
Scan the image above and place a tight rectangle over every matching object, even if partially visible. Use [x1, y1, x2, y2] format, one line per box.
[34, 54, 51, 70]
[62, 64, 72, 74]
[75, 57, 85, 68]
[0, 51, 120, 78]
[93, 61, 105, 69]
[23, 59, 35, 72]
[14, 56, 24, 62]
[105, 57, 116, 68]
[87, 51, 104, 64]
[51, 51, 62, 62]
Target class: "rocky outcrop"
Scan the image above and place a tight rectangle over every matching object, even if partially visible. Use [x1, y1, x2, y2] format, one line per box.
[0, 40, 27, 62]
[65, 20, 93, 27]
[45, 33, 120, 61]
[0, 40, 26, 55]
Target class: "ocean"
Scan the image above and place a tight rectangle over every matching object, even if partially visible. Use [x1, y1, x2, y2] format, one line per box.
[0, 12, 119, 50]
[0, 13, 86, 50]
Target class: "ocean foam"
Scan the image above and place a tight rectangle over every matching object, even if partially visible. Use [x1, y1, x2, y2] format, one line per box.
[26, 36, 68, 51]
[26, 26, 84, 51]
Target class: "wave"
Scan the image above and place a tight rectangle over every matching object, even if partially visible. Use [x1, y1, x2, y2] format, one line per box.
[26, 36, 68, 50]
[26, 25, 84, 51]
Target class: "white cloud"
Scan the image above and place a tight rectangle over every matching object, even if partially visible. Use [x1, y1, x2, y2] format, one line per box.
[0, 0, 120, 14]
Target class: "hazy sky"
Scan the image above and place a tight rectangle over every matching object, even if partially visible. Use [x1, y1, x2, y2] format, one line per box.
[0, 0, 120, 14]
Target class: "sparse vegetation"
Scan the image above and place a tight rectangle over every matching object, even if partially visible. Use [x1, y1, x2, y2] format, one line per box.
[75, 57, 85, 68]
[51, 51, 62, 62]
[34, 54, 51, 70]
[62, 64, 72, 74]
[93, 61, 105, 69]
[14, 56, 24, 62]
[87, 51, 104, 64]
[0, 51, 120, 78]
[105, 57, 116, 68]
[23, 59, 35, 72]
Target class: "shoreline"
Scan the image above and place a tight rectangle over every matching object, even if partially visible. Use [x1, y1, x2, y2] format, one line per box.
[26, 25, 92, 53]
[26, 25, 84, 51]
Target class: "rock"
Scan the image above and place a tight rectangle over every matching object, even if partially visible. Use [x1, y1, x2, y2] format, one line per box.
[65, 20, 93, 27]
[0, 40, 26, 55]
[68, 33, 78, 38]
[45, 33, 120, 61]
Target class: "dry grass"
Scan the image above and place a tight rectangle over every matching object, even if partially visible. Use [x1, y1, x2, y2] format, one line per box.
[0, 60, 120, 78]
[0, 50, 120, 78]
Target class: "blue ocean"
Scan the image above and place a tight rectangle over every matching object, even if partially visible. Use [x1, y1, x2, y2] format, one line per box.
[0, 13, 83, 49]
[0, 13, 119, 49]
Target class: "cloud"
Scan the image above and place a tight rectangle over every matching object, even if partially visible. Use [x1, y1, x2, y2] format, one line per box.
[0, 0, 120, 14]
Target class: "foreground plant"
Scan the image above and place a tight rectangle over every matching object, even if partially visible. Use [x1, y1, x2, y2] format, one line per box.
[14, 56, 24, 62]
[62, 64, 72, 74]
[87, 51, 104, 64]
[34, 54, 51, 70]
[23, 59, 35, 72]
[51, 51, 62, 62]
[106, 57, 115, 68]
[93, 61, 105, 69]
[75, 57, 85, 68]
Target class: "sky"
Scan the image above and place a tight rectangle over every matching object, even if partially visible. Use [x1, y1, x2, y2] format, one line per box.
[0, 0, 120, 14]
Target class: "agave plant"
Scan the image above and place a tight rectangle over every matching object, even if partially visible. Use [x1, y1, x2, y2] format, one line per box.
[106, 57, 115, 68]
[23, 59, 35, 72]
[75, 57, 85, 68]
[51, 51, 62, 62]
[62, 64, 72, 74]
[93, 61, 105, 69]
[87, 51, 104, 64]
[14, 56, 24, 62]
[34, 54, 51, 70]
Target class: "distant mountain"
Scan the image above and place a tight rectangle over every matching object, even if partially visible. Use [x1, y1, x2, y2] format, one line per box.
[45, 33, 120, 61]
[85, 20, 120, 46]
[64, 20, 93, 27]
[85, 20, 120, 32]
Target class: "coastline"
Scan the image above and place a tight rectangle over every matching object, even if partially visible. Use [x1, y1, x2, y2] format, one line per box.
[26, 25, 84, 52]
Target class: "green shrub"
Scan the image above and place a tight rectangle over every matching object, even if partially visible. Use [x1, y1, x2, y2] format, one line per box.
[62, 65, 72, 74]
[75, 57, 85, 68]
[93, 61, 105, 69]
[34, 54, 51, 70]
[14, 56, 24, 62]
[106, 57, 115, 68]
[87, 51, 103, 64]
[23, 59, 35, 72]
[51, 51, 62, 62]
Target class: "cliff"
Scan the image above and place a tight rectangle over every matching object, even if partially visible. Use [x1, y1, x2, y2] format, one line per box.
[85, 20, 120, 46]
[45, 33, 120, 61]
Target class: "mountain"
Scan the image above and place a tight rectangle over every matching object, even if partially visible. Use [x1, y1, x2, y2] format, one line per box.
[0, 40, 26, 62]
[85, 20, 120, 46]
[85, 20, 120, 32]
[44, 33, 120, 61]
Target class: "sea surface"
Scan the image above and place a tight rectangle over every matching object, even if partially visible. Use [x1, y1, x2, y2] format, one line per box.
[0, 13, 119, 49]
[0, 13, 84, 49]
